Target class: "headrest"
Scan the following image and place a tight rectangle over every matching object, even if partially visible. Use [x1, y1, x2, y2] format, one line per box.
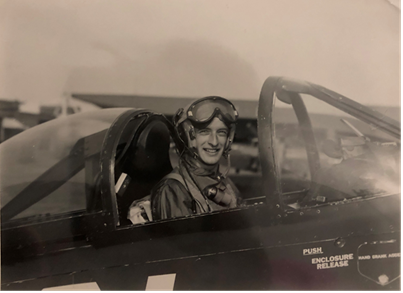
[125, 120, 172, 178]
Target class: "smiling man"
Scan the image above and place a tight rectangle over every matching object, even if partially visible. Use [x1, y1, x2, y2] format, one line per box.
[151, 96, 242, 220]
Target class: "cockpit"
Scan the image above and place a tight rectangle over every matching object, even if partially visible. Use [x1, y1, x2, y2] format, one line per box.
[0, 108, 176, 225]
[1, 77, 400, 239]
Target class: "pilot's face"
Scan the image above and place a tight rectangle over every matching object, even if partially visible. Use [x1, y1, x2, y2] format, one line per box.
[195, 117, 228, 165]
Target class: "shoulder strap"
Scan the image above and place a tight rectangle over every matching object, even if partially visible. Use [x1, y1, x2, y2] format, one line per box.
[163, 171, 208, 212]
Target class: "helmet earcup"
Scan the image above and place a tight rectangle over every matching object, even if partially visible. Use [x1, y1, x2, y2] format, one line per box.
[189, 128, 196, 140]
[173, 108, 191, 154]
[181, 120, 197, 148]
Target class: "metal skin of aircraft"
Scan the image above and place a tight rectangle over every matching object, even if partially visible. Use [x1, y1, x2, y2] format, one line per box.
[1, 77, 400, 290]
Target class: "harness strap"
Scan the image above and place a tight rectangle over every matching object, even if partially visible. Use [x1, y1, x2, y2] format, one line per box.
[163, 171, 209, 212]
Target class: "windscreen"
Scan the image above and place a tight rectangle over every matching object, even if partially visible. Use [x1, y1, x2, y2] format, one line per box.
[0, 108, 129, 219]
[273, 93, 400, 206]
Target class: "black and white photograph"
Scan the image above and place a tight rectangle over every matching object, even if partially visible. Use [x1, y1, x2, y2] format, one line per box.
[0, 0, 400, 290]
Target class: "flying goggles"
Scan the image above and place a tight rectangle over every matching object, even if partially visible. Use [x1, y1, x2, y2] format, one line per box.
[175, 96, 238, 127]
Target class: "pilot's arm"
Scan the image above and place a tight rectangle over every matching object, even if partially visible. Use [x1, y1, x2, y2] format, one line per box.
[151, 179, 196, 220]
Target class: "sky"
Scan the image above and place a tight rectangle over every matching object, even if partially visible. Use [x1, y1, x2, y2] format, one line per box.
[0, 0, 400, 112]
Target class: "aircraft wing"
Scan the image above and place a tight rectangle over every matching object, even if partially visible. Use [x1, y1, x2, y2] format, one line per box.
[72, 94, 259, 120]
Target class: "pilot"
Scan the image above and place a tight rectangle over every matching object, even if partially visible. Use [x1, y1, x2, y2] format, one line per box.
[151, 96, 242, 220]
[303, 136, 387, 204]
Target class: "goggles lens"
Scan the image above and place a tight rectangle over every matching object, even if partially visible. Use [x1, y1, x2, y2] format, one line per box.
[188, 97, 238, 124]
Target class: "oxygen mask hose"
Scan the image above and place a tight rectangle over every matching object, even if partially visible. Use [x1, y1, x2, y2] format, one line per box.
[201, 154, 232, 206]
[203, 185, 233, 206]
